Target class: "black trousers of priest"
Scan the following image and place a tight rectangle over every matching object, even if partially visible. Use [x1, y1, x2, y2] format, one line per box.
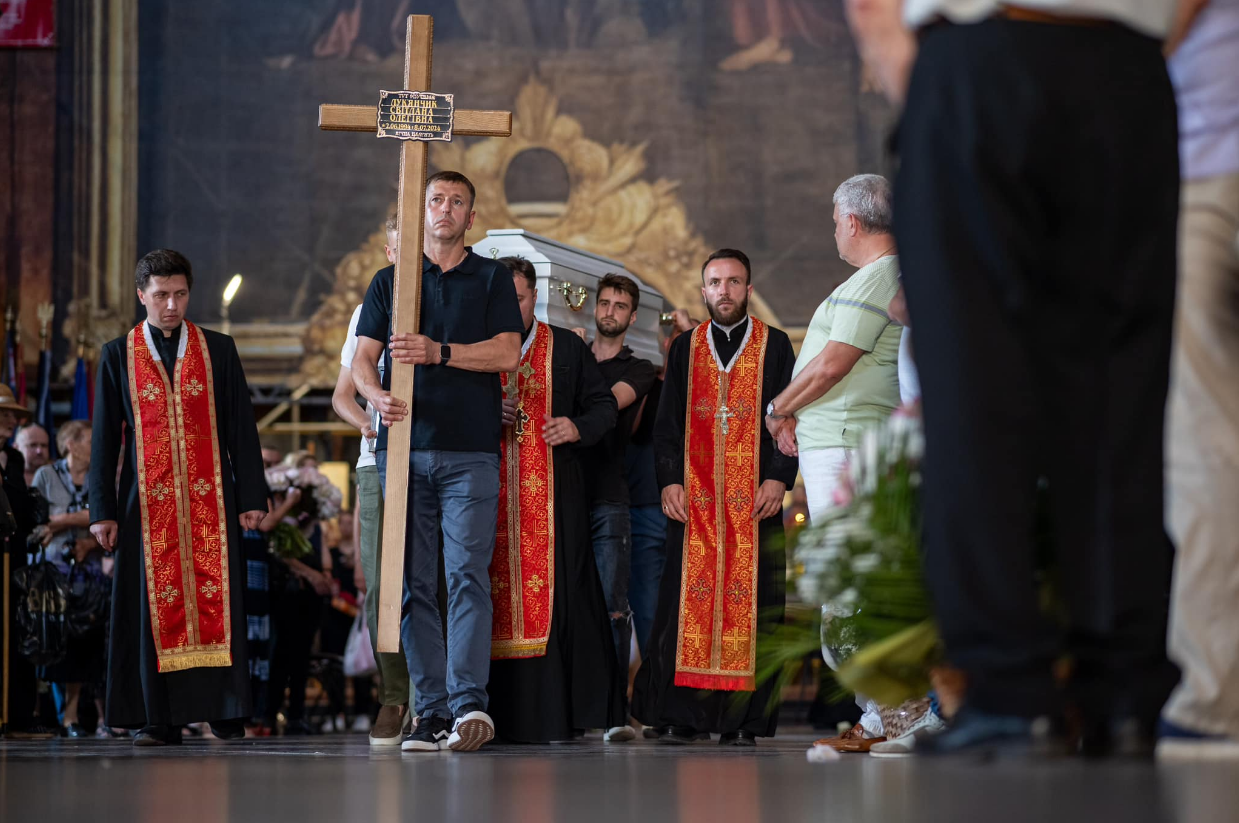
[632, 514, 784, 737]
[893, 19, 1181, 725]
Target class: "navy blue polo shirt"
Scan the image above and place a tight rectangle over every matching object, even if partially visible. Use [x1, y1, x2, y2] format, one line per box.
[355, 249, 523, 454]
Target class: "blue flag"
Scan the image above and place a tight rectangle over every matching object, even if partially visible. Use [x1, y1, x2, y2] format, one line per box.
[35, 347, 57, 459]
[3, 327, 17, 396]
[70, 356, 90, 421]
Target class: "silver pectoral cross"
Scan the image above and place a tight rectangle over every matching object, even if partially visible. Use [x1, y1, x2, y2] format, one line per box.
[716, 404, 735, 435]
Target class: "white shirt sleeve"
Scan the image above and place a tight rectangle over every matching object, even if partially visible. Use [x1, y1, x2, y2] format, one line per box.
[340, 304, 363, 369]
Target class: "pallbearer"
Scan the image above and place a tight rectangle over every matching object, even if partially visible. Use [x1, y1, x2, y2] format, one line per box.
[486, 256, 625, 743]
[632, 249, 797, 746]
[89, 250, 269, 747]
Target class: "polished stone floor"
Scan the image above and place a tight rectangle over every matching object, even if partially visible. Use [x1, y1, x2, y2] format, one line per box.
[1, 728, 1235, 823]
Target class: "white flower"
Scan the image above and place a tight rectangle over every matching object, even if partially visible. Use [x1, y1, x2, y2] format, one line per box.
[264, 467, 293, 492]
[850, 553, 881, 574]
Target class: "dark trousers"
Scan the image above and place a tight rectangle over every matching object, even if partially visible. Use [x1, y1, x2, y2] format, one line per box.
[894, 19, 1180, 723]
[267, 587, 323, 723]
[628, 504, 667, 655]
[3, 548, 41, 731]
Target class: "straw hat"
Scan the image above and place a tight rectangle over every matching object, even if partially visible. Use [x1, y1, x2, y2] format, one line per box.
[0, 384, 31, 419]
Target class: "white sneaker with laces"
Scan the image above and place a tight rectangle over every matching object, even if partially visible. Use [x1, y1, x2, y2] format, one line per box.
[869, 710, 947, 758]
[604, 725, 637, 742]
[447, 707, 495, 752]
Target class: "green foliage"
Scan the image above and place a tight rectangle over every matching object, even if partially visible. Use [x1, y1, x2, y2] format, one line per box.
[268, 522, 312, 560]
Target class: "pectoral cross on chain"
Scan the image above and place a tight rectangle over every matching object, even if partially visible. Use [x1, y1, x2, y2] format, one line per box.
[715, 372, 735, 435]
[514, 406, 530, 437]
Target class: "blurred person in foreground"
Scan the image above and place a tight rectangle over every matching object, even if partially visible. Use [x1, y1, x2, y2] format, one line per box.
[847, 0, 1207, 755]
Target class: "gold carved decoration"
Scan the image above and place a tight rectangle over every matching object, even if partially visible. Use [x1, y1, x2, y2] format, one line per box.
[297, 229, 391, 388]
[58, 298, 135, 381]
[297, 78, 780, 387]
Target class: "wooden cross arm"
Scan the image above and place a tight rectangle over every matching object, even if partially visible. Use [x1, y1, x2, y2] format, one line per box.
[318, 104, 512, 137]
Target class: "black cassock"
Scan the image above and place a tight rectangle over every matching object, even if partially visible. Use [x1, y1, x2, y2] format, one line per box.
[487, 323, 626, 743]
[89, 323, 267, 728]
[632, 317, 797, 737]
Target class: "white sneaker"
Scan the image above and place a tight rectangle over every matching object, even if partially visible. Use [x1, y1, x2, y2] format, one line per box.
[351, 715, 372, 733]
[604, 725, 637, 742]
[447, 706, 495, 752]
[869, 710, 947, 758]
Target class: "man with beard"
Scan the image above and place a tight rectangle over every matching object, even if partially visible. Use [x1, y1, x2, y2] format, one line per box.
[632, 248, 797, 746]
[583, 274, 657, 742]
[485, 256, 624, 743]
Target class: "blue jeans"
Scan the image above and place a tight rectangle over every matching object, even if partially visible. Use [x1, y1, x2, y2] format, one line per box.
[627, 504, 667, 654]
[377, 448, 500, 719]
[590, 503, 632, 679]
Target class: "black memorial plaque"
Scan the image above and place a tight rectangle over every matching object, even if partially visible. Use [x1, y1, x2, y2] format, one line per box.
[376, 90, 454, 142]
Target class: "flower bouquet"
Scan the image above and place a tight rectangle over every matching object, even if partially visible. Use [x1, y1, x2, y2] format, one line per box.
[263, 466, 342, 560]
[757, 407, 943, 708]
[265, 466, 343, 522]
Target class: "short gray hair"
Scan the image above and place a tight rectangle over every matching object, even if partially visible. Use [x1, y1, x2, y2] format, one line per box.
[832, 174, 893, 235]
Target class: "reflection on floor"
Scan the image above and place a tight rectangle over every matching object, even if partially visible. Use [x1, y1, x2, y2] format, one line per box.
[2, 728, 1235, 823]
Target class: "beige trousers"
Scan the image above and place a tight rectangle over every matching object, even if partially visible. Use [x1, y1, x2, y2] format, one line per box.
[1164, 171, 1239, 737]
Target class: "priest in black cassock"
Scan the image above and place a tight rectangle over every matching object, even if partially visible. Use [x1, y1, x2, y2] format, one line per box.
[485, 256, 625, 743]
[632, 248, 796, 746]
[89, 249, 268, 747]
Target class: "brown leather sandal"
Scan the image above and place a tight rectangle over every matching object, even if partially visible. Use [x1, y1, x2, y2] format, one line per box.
[814, 722, 887, 753]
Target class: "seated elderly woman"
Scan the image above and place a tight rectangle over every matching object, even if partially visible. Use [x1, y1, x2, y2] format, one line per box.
[31, 419, 110, 738]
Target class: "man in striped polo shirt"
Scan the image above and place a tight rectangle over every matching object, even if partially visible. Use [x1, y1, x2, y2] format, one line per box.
[765, 174, 903, 523]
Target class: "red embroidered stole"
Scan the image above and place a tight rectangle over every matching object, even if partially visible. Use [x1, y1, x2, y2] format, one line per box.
[675, 319, 768, 691]
[490, 322, 555, 659]
[127, 321, 232, 673]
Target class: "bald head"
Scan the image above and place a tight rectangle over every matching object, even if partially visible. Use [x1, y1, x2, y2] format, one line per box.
[15, 424, 50, 473]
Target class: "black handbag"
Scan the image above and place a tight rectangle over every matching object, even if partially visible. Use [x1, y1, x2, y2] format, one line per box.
[64, 559, 110, 639]
[12, 548, 70, 667]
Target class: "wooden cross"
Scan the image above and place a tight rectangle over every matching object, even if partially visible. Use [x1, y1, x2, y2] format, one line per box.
[318, 15, 512, 653]
[514, 406, 530, 437]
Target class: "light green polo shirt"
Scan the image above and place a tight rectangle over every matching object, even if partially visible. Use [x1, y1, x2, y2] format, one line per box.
[792, 255, 902, 450]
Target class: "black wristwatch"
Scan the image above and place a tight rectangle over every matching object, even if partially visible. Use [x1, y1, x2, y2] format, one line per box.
[440, 344, 451, 366]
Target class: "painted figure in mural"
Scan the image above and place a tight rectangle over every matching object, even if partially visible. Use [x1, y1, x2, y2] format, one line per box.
[719, 0, 839, 71]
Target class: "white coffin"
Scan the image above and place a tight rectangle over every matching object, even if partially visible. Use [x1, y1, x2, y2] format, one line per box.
[479, 229, 672, 367]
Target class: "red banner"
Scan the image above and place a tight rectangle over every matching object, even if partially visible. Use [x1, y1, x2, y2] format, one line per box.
[490, 321, 556, 659]
[0, 1, 56, 48]
[128, 321, 232, 672]
[675, 319, 768, 692]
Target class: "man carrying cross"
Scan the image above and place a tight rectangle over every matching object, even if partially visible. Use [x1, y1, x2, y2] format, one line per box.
[632, 248, 797, 746]
[353, 171, 523, 752]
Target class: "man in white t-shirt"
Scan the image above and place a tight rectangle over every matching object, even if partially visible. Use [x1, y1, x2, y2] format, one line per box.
[331, 215, 411, 746]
